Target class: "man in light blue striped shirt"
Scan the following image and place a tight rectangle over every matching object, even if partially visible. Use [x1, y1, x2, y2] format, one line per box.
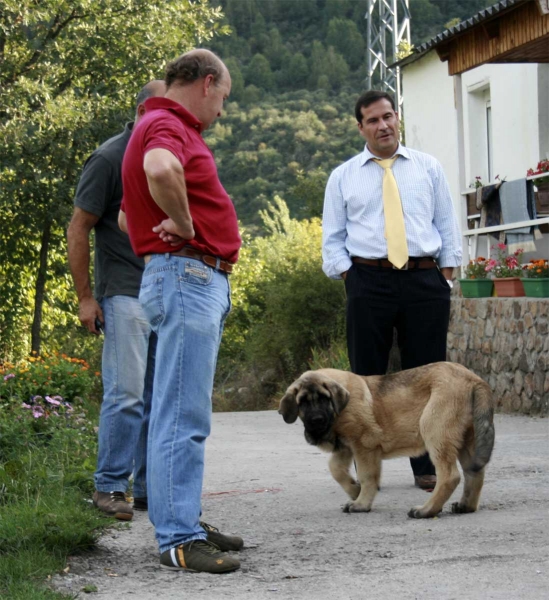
[322, 90, 462, 491]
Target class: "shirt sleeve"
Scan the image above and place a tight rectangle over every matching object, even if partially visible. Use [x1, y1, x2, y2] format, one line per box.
[432, 160, 462, 268]
[74, 154, 116, 217]
[322, 168, 353, 279]
[143, 121, 188, 167]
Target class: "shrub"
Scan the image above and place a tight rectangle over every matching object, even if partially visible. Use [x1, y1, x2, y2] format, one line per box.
[1, 352, 99, 405]
[217, 197, 346, 406]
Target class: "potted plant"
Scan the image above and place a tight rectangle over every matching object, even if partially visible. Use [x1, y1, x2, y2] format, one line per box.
[527, 159, 549, 213]
[486, 244, 525, 297]
[521, 259, 549, 298]
[459, 256, 493, 298]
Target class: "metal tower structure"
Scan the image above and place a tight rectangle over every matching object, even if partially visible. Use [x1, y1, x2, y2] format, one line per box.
[365, 0, 411, 108]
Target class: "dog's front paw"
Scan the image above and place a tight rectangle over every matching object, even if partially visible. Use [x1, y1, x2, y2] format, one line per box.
[451, 502, 476, 514]
[343, 501, 371, 513]
[407, 505, 439, 519]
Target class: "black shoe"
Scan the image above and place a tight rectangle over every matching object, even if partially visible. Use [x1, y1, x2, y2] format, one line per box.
[200, 521, 244, 551]
[133, 497, 148, 511]
[160, 539, 240, 573]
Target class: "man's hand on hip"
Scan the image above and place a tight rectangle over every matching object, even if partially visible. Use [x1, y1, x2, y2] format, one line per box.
[153, 218, 195, 245]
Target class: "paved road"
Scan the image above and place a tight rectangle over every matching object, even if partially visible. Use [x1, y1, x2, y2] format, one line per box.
[53, 412, 549, 599]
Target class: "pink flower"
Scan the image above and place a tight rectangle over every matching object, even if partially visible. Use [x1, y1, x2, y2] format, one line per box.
[497, 243, 506, 250]
[45, 396, 61, 406]
[32, 406, 45, 418]
[3, 373, 15, 381]
[21, 402, 31, 409]
[485, 259, 497, 271]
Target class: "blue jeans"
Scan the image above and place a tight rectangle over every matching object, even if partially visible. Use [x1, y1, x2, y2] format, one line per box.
[95, 295, 156, 498]
[139, 254, 231, 553]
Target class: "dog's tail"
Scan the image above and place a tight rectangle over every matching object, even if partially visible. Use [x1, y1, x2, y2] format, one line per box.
[470, 381, 495, 472]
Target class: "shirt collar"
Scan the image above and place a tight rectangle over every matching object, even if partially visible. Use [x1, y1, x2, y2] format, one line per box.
[360, 143, 410, 166]
[144, 97, 204, 133]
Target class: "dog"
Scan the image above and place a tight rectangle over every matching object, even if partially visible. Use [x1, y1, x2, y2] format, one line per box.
[278, 362, 495, 518]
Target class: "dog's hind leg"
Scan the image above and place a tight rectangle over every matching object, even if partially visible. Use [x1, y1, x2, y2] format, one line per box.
[408, 456, 460, 519]
[329, 446, 361, 500]
[343, 448, 381, 513]
[451, 446, 485, 514]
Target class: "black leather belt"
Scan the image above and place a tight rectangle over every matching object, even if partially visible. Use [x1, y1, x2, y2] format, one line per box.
[144, 248, 234, 274]
[352, 257, 437, 270]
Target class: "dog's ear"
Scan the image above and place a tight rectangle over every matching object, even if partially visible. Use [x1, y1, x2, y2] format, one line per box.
[323, 379, 350, 415]
[278, 383, 300, 424]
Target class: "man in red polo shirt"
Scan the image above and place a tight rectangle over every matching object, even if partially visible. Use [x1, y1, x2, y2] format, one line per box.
[121, 49, 242, 574]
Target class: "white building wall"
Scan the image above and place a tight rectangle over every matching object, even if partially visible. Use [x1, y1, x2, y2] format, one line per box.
[401, 52, 459, 206]
[401, 52, 548, 264]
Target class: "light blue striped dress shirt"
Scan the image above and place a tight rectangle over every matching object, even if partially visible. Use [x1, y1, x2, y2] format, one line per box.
[322, 144, 462, 279]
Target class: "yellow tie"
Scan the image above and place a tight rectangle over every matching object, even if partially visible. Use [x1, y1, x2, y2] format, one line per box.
[373, 157, 409, 269]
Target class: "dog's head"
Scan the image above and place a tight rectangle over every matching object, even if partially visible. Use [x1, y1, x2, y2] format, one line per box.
[278, 371, 350, 445]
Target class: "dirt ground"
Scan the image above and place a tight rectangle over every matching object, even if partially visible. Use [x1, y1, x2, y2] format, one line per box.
[51, 411, 549, 600]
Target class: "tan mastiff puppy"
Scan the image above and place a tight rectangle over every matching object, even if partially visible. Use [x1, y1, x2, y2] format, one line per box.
[279, 363, 495, 519]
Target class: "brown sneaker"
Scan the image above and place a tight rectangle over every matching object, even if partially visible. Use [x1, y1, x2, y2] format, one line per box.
[160, 539, 240, 573]
[200, 521, 244, 551]
[92, 491, 133, 520]
[414, 475, 436, 492]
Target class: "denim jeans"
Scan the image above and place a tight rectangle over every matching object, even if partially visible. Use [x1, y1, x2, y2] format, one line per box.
[95, 295, 156, 498]
[139, 254, 231, 553]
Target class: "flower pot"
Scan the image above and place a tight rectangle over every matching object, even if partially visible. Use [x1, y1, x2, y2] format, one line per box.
[521, 278, 549, 298]
[493, 277, 525, 297]
[459, 279, 493, 298]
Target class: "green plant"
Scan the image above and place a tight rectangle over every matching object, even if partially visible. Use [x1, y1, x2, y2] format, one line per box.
[0, 352, 100, 406]
[526, 159, 549, 186]
[462, 256, 489, 279]
[486, 244, 524, 278]
[522, 259, 549, 279]
[0, 352, 102, 599]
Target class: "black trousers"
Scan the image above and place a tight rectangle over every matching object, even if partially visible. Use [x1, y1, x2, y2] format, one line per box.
[345, 263, 452, 477]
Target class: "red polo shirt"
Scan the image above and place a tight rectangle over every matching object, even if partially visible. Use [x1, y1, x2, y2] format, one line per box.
[121, 97, 241, 263]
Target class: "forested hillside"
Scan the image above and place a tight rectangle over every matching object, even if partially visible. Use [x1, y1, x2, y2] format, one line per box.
[207, 0, 494, 225]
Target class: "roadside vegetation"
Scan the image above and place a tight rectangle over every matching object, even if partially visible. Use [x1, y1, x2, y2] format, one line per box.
[0, 354, 105, 599]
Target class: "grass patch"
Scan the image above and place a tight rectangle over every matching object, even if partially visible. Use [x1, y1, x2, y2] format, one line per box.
[0, 354, 107, 599]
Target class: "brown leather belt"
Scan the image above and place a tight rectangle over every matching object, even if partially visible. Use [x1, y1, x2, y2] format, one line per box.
[352, 257, 437, 270]
[144, 248, 234, 274]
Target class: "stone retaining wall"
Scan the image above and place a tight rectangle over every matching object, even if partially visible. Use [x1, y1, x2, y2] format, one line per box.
[447, 296, 548, 415]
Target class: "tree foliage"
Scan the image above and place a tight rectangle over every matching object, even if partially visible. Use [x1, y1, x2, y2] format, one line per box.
[219, 198, 345, 389]
[0, 0, 227, 358]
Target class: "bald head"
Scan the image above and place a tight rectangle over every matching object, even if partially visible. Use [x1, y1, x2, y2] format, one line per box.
[135, 79, 166, 124]
[135, 79, 166, 110]
[165, 49, 228, 89]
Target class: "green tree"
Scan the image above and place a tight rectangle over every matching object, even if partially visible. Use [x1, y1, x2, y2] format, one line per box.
[323, 47, 350, 90]
[245, 53, 274, 90]
[308, 40, 326, 89]
[224, 0, 258, 37]
[0, 0, 227, 358]
[326, 17, 365, 70]
[283, 52, 308, 90]
[225, 57, 245, 101]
